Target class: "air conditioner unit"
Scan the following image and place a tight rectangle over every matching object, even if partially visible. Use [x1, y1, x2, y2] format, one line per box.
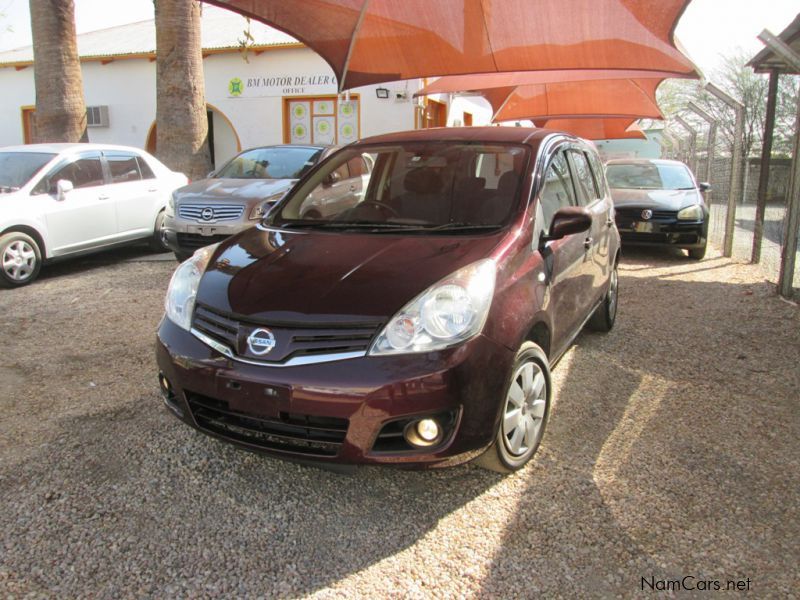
[86, 105, 109, 128]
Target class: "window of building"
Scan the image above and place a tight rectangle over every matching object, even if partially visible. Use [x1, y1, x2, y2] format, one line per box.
[284, 95, 360, 146]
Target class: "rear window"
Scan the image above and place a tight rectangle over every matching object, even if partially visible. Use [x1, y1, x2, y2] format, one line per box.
[216, 147, 323, 180]
[606, 162, 695, 190]
[0, 152, 55, 191]
[272, 142, 528, 231]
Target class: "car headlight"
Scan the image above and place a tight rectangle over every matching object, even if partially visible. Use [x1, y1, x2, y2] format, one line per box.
[369, 259, 496, 356]
[677, 204, 703, 220]
[168, 192, 177, 215]
[249, 192, 287, 220]
[164, 244, 219, 330]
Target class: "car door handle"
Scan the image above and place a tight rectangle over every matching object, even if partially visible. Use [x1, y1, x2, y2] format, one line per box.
[147, 188, 158, 193]
[349, 185, 356, 192]
[584, 237, 593, 249]
[98, 194, 110, 200]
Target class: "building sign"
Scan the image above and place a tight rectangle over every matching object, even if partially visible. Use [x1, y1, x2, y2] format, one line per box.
[228, 73, 337, 98]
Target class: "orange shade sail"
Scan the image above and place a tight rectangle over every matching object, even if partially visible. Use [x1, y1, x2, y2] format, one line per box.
[532, 118, 647, 140]
[478, 77, 665, 121]
[203, 0, 698, 91]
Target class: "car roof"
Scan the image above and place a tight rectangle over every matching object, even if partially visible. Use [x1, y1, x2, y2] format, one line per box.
[0, 143, 150, 155]
[353, 126, 570, 147]
[605, 158, 689, 167]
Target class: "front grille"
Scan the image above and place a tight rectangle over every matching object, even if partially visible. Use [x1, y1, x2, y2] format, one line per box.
[178, 203, 245, 222]
[187, 392, 349, 457]
[176, 233, 231, 250]
[615, 208, 677, 222]
[192, 302, 381, 364]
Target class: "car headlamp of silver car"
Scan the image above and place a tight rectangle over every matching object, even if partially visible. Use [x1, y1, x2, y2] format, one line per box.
[677, 204, 703, 220]
[369, 259, 496, 356]
[164, 243, 219, 331]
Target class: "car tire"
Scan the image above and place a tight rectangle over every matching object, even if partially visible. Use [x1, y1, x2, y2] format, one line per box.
[174, 251, 193, 263]
[587, 262, 618, 333]
[0, 231, 42, 288]
[688, 244, 706, 260]
[474, 342, 551, 474]
[149, 210, 169, 252]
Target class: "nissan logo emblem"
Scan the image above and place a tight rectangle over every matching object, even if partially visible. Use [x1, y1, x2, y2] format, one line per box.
[641, 209, 653, 220]
[201, 207, 215, 221]
[247, 328, 276, 356]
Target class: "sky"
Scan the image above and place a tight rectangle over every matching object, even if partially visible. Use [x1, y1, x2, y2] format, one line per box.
[0, 0, 798, 76]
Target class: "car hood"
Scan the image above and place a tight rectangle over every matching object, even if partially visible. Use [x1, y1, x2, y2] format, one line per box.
[197, 225, 504, 322]
[610, 188, 703, 210]
[175, 178, 295, 203]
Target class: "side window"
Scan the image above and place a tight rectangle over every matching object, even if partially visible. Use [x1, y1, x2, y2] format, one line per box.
[568, 150, 598, 205]
[346, 156, 363, 177]
[538, 151, 576, 230]
[136, 156, 156, 180]
[106, 153, 142, 184]
[586, 150, 607, 195]
[47, 154, 105, 190]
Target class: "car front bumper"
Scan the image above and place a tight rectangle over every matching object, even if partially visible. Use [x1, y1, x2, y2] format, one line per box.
[615, 217, 708, 249]
[163, 214, 250, 255]
[155, 317, 515, 468]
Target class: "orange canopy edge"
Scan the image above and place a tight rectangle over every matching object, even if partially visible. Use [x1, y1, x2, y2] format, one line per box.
[532, 118, 647, 140]
[202, 0, 699, 91]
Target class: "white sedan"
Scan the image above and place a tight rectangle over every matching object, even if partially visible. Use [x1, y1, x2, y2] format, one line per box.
[0, 143, 187, 287]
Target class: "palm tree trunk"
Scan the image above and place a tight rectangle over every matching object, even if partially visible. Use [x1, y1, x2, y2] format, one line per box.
[29, 0, 88, 143]
[155, 0, 212, 180]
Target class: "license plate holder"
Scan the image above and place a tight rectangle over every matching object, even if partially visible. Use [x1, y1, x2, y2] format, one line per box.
[632, 221, 653, 233]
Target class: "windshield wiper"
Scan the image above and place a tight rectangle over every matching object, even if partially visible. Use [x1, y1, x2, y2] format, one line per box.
[275, 221, 501, 234]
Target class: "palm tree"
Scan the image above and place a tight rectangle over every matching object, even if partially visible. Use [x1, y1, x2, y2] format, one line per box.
[28, 0, 88, 142]
[154, 0, 212, 179]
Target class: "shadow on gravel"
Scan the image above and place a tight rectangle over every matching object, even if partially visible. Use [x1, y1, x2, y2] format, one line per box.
[477, 263, 800, 595]
[0, 397, 500, 596]
[36, 245, 167, 283]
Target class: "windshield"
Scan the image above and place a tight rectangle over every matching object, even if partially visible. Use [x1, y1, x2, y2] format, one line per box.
[215, 146, 323, 180]
[269, 142, 528, 233]
[606, 162, 695, 190]
[0, 152, 56, 191]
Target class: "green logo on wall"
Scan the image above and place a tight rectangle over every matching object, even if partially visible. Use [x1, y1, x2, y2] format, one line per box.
[293, 124, 307, 138]
[229, 77, 244, 97]
[341, 103, 354, 116]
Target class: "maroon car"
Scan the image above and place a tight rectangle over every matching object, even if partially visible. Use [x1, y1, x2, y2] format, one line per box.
[156, 127, 620, 472]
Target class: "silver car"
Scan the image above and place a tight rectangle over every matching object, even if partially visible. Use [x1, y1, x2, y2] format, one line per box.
[164, 145, 344, 261]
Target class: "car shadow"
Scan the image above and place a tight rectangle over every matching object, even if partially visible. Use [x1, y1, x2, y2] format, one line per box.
[36, 245, 172, 282]
[476, 271, 800, 595]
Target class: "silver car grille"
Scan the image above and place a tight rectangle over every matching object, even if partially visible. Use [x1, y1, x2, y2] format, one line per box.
[178, 203, 245, 222]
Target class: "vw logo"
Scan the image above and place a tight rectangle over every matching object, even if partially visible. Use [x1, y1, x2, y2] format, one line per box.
[641, 209, 653, 220]
[201, 207, 215, 221]
[247, 328, 276, 356]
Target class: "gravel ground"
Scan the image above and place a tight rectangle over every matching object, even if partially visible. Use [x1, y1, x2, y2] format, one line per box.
[0, 243, 798, 598]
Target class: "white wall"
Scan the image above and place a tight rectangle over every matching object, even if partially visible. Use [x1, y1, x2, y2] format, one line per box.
[0, 45, 422, 152]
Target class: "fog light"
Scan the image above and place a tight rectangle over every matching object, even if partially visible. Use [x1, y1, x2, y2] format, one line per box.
[158, 373, 174, 400]
[404, 418, 442, 448]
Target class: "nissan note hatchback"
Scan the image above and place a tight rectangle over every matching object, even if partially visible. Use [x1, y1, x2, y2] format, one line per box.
[156, 127, 620, 473]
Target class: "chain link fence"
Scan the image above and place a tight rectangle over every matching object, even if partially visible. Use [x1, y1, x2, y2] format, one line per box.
[665, 116, 799, 300]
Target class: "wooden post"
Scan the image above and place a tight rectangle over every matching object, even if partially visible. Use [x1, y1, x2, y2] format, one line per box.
[752, 71, 779, 264]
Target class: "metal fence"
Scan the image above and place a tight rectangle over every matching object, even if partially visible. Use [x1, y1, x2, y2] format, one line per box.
[662, 105, 799, 301]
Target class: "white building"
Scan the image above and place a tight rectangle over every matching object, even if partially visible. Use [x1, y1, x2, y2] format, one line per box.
[0, 6, 492, 168]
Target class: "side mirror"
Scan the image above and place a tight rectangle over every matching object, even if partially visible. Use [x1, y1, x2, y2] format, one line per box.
[323, 170, 341, 187]
[698, 182, 711, 192]
[540, 206, 592, 246]
[56, 179, 74, 201]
